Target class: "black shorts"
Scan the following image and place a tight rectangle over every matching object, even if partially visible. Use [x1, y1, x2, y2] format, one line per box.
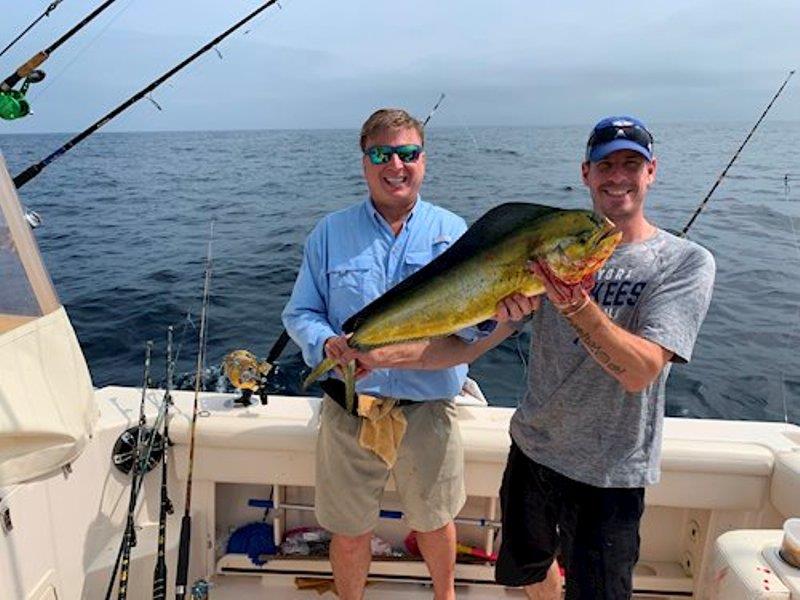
[495, 442, 645, 599]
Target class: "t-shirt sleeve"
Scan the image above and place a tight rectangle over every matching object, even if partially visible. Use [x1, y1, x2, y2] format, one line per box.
[636, 243, 716, 363]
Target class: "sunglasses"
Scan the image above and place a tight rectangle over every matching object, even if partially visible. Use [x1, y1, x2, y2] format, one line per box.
[364, 144, 424, 165]
[586, 124, 653, 157]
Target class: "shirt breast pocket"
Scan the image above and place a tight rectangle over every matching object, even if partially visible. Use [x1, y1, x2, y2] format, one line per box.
[402, 250, 432, 280]
[402, 239, 451, 280]
[327, 257, 376, 317]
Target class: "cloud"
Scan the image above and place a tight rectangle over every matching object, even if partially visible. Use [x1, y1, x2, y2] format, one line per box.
[1, 0, 797, 133]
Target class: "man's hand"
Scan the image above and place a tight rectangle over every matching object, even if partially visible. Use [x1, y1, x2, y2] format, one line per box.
[324, 334, 354, 364]
[531, 259, 595, 314]
[494, 293, 541, 322]
[323, 335, 372, 380]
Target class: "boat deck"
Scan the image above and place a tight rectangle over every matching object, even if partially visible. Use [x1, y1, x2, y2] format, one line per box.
[207, 573, 685, 599]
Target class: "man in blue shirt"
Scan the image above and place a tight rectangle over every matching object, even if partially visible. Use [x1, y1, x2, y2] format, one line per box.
[283, 108, 480, 600]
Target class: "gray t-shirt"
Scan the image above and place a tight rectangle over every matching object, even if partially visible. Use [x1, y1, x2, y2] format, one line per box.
[510, 228, 716, 488]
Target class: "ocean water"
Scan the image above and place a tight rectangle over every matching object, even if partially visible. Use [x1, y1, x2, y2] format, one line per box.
[1, 123, 798, 423]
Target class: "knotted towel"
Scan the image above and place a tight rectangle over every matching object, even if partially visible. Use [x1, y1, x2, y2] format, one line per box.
[356, 394, 408, 468]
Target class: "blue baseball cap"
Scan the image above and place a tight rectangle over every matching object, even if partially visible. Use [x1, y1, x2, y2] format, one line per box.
[585, 116, 654, 162]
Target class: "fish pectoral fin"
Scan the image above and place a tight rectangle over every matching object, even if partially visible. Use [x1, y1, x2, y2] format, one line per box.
[344, 360, 356, 414]
[302, 357, 337, 390]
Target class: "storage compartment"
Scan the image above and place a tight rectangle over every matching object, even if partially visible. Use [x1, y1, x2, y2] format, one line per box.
[212, 482, 500, 584]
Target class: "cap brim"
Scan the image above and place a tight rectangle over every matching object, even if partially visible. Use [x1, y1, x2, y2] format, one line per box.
[588, 139, 652, 162]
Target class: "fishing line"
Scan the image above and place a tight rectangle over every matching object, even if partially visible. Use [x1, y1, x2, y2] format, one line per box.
[27, 0, 141, 103]
[242, 0, 293, 37]
[783, 179, 800, 425]
[175, 222, 214, 600]
[454, 110, 480, 152]
[784, 174, 799, 197]
[0, 1, 65, 59]
[680, 69, 795, 236]
[171, 311, 198, 368]
[13, 0, 283, 189]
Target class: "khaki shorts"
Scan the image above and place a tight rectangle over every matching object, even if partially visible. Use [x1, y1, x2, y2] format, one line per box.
[315, 396, 466, 536]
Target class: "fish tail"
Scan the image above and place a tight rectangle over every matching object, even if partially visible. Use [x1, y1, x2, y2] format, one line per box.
[302, 357, 337, 390]
[344, 360, 356, 414]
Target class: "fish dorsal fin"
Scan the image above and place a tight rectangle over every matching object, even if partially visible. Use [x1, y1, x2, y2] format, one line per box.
[343, 202, 561, 334]
[455, 202, 562, 253]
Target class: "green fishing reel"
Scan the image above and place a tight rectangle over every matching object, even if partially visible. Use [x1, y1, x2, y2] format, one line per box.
[0, 70, 45, 120]
[0, 89, 30, 120]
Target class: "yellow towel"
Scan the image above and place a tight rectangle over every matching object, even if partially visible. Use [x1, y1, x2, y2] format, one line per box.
[357, 394, 408, 468]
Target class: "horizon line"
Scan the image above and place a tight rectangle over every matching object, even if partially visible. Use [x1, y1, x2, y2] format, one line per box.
[3, 117, 800, 137]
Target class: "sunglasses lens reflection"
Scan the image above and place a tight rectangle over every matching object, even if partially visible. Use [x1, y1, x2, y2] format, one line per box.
[366, 145, 422, 165]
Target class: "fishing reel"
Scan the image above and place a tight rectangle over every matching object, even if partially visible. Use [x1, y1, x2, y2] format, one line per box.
[0, 70, 45, 120]
[223, 349, 272, 407]
[111, 426, 165, 475]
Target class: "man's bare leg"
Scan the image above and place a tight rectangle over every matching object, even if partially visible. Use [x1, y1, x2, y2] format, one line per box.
[523, 560, 561, 600]
[415, 522, 457, 600]
[330, 531, 372, 600]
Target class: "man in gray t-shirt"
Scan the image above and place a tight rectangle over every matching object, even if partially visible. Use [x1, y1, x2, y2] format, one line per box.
[493, 115, 714, 598]
[352, 115, 714, 599]
[494, 117, 715, 599]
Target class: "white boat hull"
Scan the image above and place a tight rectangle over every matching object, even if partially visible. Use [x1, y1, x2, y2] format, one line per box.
[1, 386, 799, 599]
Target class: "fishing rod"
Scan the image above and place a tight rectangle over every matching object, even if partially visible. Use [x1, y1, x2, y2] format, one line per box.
[0, 0, 66, 59]
[175, 224, 214, 600]
[153, 326, 175, 600]
[0, 0, 121, 121]
[247, 498, 501, 529]
[12, 0, 282, 187]
[104, 324, 198, 598]
[422, 92, 445, 126]
[105, 341, 177, 599]
[104, 340, 153, 600]
[681, 69, 796, 236]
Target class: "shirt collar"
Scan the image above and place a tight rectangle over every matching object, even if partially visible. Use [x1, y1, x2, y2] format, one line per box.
[364, 195, 424, 233]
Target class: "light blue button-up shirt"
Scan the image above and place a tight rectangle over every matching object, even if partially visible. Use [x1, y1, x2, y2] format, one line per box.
[282, 196, 486, 401]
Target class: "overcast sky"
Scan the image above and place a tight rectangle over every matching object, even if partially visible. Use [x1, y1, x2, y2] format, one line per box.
[1, 0, 798, 133]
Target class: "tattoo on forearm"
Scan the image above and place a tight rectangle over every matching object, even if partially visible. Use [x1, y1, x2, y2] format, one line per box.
[570, 319, 627, 375]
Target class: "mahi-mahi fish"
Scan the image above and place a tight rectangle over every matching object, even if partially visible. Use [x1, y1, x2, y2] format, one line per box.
[303, 202, 622, 408]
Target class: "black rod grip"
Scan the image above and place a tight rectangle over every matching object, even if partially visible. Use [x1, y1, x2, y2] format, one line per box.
[174, 514, 192, 599]
[153, 551, 167, 599]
